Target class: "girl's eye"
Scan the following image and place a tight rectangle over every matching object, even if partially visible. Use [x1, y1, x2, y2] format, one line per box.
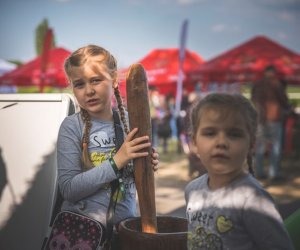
[205, 132, 215, 137]
[91, 78, 103, 84]
[73, 81, 84, 88]
[228, 130, 244, 138]
[201, 130, 215, 137]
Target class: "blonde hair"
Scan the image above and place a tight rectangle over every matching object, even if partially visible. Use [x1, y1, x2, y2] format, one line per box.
[190, 93, 258, 175]
[64, 45, 129, 170]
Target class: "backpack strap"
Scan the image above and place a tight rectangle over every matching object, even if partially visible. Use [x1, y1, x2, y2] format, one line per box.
[104, 109, 124, 250]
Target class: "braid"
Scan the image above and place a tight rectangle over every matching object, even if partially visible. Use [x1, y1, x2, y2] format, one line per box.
[114, 85, 129, 134]
[80, 109, 94, 170]
[247, 152, 255, 176]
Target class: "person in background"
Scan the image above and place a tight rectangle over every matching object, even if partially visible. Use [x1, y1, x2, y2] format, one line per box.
[57, 45, 159, 249]
[156, 97, 172, 153]
[166, 93, 177, 139]
[251, 65, 291, 181]
[149, 86, 160, 148]
[176, 88, 192, 154]
[185, 93, 293, 250]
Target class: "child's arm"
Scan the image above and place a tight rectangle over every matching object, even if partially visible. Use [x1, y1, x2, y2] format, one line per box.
[243, 191, 294, 250]
[56, 117, 118, 202]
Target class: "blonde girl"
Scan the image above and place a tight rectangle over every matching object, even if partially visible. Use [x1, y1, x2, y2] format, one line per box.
[57, 45, 158, 248]
[185, 93, 293, 250]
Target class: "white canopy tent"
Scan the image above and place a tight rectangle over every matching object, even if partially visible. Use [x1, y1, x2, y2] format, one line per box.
[0, 59, 16, 76]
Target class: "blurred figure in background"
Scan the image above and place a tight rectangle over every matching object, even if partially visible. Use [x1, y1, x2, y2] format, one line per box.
[166, 93, 177, 139]
[157, 97, 172, 153]
[149, 86, 160, 148]
[251, 65, 291, 182]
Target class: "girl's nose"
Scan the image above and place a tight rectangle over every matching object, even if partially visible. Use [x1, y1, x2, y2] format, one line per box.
[86, 84, 95, 96]
[216, 134, 229, 149]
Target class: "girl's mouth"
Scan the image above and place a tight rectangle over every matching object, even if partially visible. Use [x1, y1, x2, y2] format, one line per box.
[87, 99, 99, 105]
[212, 154, 229, 159]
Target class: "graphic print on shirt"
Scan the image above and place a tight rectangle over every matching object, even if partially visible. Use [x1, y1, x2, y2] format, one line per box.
[188, 210, 233, 250]
[89, 130, 116, 167]
[88, 130, 135, 201]
[90, 149, 115, 166]
[216, 215, 233, 233]
[90, 131, 116, 148]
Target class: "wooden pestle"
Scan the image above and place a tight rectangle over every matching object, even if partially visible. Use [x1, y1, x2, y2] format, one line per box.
[126, 63, 158, 233]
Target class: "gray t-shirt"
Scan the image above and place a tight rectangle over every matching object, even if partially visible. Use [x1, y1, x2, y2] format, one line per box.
[57, 112, 136, 226]
[185, 173, 294, 250]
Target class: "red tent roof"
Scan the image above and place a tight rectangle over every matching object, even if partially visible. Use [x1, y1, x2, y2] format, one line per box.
[0, 47, 71, 88]
[198, 35, 300, 84]
[118, 48, 204, 96]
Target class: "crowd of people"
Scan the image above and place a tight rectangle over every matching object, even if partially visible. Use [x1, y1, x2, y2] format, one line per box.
[149, 66, 299, 182]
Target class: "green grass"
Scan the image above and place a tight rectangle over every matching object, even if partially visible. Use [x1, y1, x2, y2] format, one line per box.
[156, 138, 188, 163]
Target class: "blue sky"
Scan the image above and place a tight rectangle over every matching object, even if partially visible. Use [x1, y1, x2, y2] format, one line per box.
[0, 0, 299, 68]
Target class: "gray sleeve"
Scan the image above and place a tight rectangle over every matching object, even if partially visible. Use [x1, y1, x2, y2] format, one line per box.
[57, 116, 117, 203]
[242, 190, 294, 250]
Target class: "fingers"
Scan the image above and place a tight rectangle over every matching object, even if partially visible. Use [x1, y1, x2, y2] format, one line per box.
[151, 148, 159, 172]
[126, 128, 139, 142]
[118, 128, 162, 171]
[130, 150, 149, 159]
[121, 128, 152, 160]
[128, 130, 151, 152]
[152, 159, 159, 172]
[131, 142, 152, 153]
[126, 128, 150, 144]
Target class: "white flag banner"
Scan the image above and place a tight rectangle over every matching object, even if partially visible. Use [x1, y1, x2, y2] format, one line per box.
[175, 19, 189, 117]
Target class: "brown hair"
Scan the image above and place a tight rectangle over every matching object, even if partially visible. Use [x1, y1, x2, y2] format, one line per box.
[190, 93, 258, 175]
[64, 45, 129, 170]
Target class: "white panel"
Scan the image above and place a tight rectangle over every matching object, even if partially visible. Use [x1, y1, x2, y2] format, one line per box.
[0, 93, 78, 250]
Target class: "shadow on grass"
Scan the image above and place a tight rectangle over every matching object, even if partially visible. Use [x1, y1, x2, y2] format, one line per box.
[156, 175, 189, 189]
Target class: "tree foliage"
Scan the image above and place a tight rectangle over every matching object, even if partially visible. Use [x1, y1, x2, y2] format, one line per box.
[8, 60, 23, 67]
[35, 18, 56, 56]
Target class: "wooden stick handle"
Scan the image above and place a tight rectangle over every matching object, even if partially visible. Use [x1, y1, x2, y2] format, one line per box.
[126, 63, 157, 233]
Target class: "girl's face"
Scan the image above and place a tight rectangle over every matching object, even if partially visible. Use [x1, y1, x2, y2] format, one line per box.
[193, 107, 251, 182]
[69, 57, 117, 120]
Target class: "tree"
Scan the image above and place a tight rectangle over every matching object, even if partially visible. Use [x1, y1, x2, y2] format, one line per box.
[35, 18, 56, 56]
[8, 60, 23, 67]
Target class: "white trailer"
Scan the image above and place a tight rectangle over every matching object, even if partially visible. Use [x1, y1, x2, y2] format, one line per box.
[0, 93, 78, 250]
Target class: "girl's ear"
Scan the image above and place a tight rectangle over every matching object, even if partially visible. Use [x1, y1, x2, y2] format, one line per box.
[192, 134, 197, 146]
[190, 138, 199, 155]
[112, 80, 118, 89]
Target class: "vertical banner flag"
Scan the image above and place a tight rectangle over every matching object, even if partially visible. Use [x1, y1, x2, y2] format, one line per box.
[40, 28, 53, 93]
[175, 19, 189, 117]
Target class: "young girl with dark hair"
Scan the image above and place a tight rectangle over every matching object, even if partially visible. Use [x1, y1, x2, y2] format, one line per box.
[185, 93, 293, 250]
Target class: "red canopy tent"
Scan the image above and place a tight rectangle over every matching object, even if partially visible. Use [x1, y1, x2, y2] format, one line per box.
[118, 48, 204, 97]
[197, 35, 300, 85]
[0, 47, 71, 89]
